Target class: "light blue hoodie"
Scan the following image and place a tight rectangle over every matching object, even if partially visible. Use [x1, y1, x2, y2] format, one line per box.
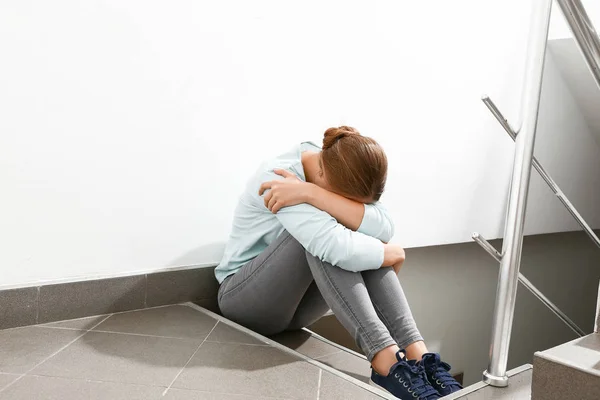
[215, 142, 394, 283]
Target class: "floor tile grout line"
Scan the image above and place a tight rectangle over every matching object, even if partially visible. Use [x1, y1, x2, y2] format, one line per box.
[41, 313, 110, 324]
[0, 373, 22, 394]
[162, 385, 294, 399]
[0, 372, 35, 396]
[0, 373, 21, 378]
[183, 302, 394, 400]
[313, 350, 344, 361]
[3, 317, 105, 333]
[0, 303, 186, 333]
[161, 320, 220, 397]
[301, 327, 368, 360]
[18, 372, 170, 390]
[316, 369, 322, 400]
[33, 326, 93, 332]
[89, 329, 205, 341]
[107, 303, 189, 317]
[0, 314, 113, 395]
[33, 326, 225, 344]
[35, 326, 185, 339]
[204, 339, 271, 347]
[65, 314, 112, 332]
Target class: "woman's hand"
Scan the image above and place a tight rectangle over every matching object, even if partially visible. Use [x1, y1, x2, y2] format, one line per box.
[392, 258, 405, 275]
[383, 243, 406, 275]
[259, 169, 313, 213]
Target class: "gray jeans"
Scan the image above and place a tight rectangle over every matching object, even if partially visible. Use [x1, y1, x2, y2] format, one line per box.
[217, 231, 423, 361]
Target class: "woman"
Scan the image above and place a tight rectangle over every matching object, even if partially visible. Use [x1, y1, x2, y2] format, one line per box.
[216, 126, 462, 399]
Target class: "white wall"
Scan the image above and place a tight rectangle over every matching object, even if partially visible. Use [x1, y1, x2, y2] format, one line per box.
[547, 38, 600, 145]
[1, 0, 600, 287]
[525, 49, 600, 235]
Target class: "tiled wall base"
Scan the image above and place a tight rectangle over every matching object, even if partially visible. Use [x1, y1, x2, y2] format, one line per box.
[0, 267, 219, 330]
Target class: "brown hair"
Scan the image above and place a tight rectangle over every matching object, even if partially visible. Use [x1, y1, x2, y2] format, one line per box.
[321, 126, 388, 202]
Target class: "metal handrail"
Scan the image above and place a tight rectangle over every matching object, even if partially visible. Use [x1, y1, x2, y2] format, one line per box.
[478, 0, 553, 388]
[472, 233, 586, 337]
[556, 0, 600, 89]
[473, 0, 600, 389]
[482, 96, 600, 250]
[595, 281, 600, 333]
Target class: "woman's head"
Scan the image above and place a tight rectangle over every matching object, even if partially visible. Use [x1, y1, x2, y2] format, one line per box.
[320, 126, 388, 203]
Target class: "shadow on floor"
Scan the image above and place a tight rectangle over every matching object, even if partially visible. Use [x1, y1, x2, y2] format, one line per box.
[75, 305, 301, 372]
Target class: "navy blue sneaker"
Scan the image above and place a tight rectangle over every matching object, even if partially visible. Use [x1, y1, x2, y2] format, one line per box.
[419, 353, 462, 396]
[370, 350, 440, 399]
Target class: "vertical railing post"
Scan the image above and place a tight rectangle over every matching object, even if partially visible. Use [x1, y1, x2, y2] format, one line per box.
[483, 0, 553, 387]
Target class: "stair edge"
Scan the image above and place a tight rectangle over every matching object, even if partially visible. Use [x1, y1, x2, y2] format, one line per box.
[534, 349, 600, 378]
[443, 364, 532, 399]
[182, 302, 396, 400]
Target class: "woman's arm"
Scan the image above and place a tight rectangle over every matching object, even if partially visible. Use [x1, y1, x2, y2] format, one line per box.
[306, 184, 396, 242]
[258, 169, 405, 272]
[260, 169, 395, 241]
[305, 184, 364, 230]
[269, 198, 405, 272]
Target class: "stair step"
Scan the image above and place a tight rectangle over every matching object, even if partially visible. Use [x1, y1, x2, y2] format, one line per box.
[274, 327, 536, 399]
[186, 303, 395, 399]
[271, 328, 371, 384]
[438, 364, 533, 400]
[531, 332, 600, 400]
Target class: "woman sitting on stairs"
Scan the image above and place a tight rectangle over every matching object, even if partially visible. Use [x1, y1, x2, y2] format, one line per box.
[215, 126, 462, 399]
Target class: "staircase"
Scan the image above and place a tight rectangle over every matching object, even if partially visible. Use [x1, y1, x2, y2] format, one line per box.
[293, 292, 600, 399]
[531, 284, 600, 399]
[274, 325, 536, 399]
[531, 333, 600, 400]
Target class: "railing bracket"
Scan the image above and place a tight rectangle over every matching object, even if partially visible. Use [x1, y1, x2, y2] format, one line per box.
[482, 96, 518, 140]
[472, 233, 586, 338]
[481, 96, 600, 249]
[472, 232, 503, 262]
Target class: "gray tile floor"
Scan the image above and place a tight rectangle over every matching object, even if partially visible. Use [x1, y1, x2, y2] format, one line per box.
[0, 304, 388, 400]
[271, 330, 372, 383]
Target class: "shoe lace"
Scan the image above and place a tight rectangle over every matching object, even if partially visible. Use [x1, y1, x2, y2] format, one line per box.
[392, 361, 439, 399]
[429, 361, 462, 389]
